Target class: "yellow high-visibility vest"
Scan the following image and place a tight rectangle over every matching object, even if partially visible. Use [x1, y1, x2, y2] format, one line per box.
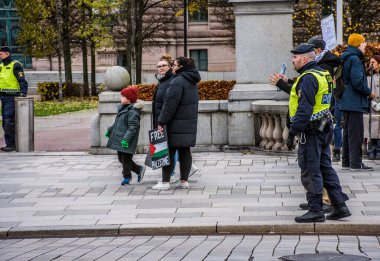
[289, 69, 333, 122]
[0, 61, 21, 93]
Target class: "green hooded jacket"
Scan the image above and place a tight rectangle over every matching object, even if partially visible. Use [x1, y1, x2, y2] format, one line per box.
[106, 100, 144, 154]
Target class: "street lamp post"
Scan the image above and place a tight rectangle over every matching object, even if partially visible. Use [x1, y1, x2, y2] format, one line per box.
[336, 0, 343, 44]
[183, 0, 188, 57]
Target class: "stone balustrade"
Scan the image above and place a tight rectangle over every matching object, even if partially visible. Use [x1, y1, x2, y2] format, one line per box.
[251, 100, 289, 151]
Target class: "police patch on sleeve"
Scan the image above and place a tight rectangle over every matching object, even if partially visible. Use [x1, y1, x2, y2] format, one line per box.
[18, 71, 25, 78]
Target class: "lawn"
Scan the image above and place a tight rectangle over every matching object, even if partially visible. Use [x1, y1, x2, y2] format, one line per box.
[34, 98, 98, 116]
[0, 98, 98, 124]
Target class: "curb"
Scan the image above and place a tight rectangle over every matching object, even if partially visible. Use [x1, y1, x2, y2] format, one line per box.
[3, 223, 380, 239]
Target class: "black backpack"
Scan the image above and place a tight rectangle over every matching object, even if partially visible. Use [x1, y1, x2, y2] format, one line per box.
[333, 62, 345, 99]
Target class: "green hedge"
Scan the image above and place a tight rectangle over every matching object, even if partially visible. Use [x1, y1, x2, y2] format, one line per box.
[37, 82, 83, 101]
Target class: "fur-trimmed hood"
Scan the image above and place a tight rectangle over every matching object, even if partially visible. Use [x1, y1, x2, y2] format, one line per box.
[133, 99, 144, 110]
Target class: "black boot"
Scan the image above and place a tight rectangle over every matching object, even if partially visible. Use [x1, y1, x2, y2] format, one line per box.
[332, 148, 340, 162]
[299, 202, 333, 213]
[368, 139, 376, 160]
[376, 140, 380, 160]
[295, 211, 326, 223]
[326, 206, 351, 220]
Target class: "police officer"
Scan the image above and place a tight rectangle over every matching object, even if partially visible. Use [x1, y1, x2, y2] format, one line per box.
[0, 46, 28, 152]
[286, 44, 351, 223]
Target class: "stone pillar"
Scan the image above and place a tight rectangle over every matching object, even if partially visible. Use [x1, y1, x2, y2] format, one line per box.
[228, 0, 295, 146]
[90, 66, 132, 154]
[15, 97, 34, 152]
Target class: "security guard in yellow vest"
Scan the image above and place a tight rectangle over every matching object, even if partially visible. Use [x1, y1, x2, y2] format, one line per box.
[0, 46, 28, 152]
[286, 44, 350, 223]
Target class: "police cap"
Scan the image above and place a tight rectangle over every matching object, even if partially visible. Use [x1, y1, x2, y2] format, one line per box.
[291, 44, 315, 55]
[0, 46, 11, 53]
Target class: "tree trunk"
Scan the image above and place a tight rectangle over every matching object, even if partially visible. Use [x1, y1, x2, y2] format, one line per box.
[134, 0, 143, 84]
[49, 56, 53, 71]
[126, 0, 133, 82]
[62, 0, 72, 94]
[58, 53, 63, 101]
[81, 38, 89, 97]
[90, 39, 96, 96]
[135, 41, 142, 84]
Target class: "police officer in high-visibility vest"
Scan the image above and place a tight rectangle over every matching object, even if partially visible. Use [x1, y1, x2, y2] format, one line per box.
[286, 44, 351, 223]
[0, 46, 28, 152]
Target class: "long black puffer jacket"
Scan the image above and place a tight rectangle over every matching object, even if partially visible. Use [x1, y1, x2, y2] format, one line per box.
[157, 65, 201, 147]
[152, 70, 173, 128]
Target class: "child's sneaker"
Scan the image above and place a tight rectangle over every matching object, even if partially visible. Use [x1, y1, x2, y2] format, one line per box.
[176, 181, 190, 189]
[137, 165, 146, 182]
[121, 178, 130, 185]
[189, 164, 199, 177]
[152, 182, 170, 190]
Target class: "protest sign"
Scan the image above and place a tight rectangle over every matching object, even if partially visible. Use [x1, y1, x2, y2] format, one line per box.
[145, 127, 170, 170]
[321, 14, 337, 50]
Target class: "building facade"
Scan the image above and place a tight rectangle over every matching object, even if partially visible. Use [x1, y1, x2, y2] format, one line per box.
[29, 3, 237, 83]
[0, 0, 32, 68]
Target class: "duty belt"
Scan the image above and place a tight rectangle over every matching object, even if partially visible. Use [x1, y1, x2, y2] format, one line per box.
[290, 108, 330, 122]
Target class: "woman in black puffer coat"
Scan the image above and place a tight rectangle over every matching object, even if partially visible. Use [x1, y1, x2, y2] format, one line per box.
[152, 54, 174, 128]
[152, 57, 201, 190]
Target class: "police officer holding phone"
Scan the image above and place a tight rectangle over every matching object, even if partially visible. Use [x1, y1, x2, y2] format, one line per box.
[287, 43, 350, 223]
[0, 46, 28, 152]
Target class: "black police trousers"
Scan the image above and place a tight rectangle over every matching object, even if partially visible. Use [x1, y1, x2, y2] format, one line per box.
[0, 95, 16, 147]
[297, 124, 349, 212]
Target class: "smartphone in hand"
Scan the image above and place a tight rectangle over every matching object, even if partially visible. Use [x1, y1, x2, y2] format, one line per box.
[277, 64, 286, 92]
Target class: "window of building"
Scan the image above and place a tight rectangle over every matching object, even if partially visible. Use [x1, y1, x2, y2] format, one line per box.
[189, 7, 208, 23]
[190, 50, 208, 71]
[0, 0, 32, 68]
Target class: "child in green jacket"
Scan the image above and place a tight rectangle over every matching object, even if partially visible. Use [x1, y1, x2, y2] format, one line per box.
[105, 87, 146, 185]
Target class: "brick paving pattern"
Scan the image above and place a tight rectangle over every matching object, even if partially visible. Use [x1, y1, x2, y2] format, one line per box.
[0, 235, 378, 260]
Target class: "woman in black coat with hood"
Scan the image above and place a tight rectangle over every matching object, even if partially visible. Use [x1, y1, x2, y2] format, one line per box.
[152, 57, 201, 190]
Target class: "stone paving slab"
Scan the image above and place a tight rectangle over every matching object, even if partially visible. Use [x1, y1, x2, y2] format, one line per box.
[0, 152, 380, 238]
[2, 235, 377, 260]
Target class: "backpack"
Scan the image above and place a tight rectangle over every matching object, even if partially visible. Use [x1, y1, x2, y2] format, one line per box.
[333, 62, 345, 99]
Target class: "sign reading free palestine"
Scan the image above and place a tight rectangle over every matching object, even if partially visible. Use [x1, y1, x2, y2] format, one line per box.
[148, 127, 170, 170]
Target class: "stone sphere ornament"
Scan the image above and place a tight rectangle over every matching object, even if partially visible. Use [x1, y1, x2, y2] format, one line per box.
[104, 66, 131, 91]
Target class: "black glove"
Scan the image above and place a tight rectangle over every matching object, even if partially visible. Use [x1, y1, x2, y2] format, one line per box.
[286, 134, 295, 151]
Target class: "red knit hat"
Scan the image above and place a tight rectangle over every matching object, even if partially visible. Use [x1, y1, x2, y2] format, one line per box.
[120, 87, 138, 103]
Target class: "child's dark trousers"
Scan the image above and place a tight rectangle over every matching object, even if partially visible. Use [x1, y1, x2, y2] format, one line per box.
[117, 151, 142, 179]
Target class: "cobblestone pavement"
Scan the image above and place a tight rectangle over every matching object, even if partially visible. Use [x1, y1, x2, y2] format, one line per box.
[0, 235, 379, 261]
[0, 152, 380, 237]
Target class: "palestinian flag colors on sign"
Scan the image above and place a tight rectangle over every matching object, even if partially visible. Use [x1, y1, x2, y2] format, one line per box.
[145, 127, 170, 170]
[150, 141, 168, 159]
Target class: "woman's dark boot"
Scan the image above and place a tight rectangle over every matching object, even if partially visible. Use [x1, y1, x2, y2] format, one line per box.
[368, 139, 377, 160]
[332, 148, 340, 162]
[376, 140, 380, 160]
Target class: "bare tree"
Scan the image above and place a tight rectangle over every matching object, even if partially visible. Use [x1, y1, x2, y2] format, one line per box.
[111, 0, 180, 84]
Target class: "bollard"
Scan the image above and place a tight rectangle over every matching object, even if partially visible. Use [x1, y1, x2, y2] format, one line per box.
[15, 96, 34, 152]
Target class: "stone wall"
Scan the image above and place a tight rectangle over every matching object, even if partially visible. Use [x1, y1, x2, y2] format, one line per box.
[90, 91, 229, 154]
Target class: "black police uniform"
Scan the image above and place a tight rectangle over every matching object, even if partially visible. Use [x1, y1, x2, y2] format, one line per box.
[0, 47, 28, 151]
[288, 44, 350, 222]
